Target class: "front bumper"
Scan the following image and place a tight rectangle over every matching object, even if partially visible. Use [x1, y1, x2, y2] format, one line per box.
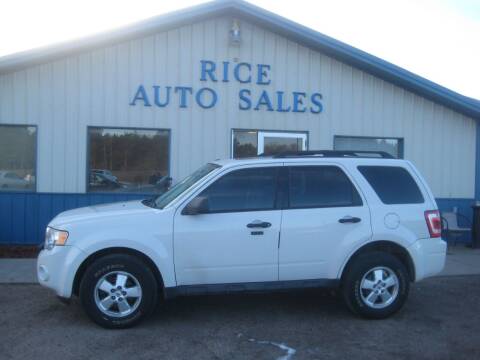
[408, 237, 447, 281]
[37, 245, 86, 298]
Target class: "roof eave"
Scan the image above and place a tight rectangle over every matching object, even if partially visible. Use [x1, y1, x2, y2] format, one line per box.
[230, 1, 480, 119]
[0, 0, 231, 74]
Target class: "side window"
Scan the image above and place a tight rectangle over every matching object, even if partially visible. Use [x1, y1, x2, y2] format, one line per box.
[288, 166, 362, 209]
[199, 167, 279, 213]
[357, 166, 424, 204]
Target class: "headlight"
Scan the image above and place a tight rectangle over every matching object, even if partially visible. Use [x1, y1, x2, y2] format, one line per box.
[45, 227, 69, 250]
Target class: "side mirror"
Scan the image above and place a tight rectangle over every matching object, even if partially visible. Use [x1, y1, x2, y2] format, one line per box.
[182, 196, 209, 215]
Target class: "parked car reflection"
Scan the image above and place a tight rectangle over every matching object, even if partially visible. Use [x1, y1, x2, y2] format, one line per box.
[89, 172, 127, 191]
[0, 171, 34, 190]
[155, 176, 172, 192]
[88, 170, 172, 194]
[91, 169, 118, 183]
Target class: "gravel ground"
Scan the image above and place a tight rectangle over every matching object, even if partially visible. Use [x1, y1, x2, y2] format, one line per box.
[1, 275, 480, 360]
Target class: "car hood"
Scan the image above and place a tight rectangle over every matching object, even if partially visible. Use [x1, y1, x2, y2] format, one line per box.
[49, 200, 154, 229]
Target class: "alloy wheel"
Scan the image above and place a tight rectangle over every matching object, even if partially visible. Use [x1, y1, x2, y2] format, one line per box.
[94, 271, 143, 318]
[359, 266, 399, 309]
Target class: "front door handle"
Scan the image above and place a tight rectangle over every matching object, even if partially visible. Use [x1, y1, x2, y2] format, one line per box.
[338, 216, 361, 224]
[247, 220, 272, 228]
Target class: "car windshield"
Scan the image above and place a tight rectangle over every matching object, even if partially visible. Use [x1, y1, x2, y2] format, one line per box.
[153, 163, 221, 209]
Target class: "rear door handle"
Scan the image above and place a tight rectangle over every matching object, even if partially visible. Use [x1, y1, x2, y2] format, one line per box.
[247, 220, 272, 228]
[338, 216, 361, 224]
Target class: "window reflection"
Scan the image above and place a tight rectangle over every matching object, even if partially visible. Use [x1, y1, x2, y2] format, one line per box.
[232, 130, 258, 158]
[0, 125, 36, 191]
[334, 136, 403, 158]
[263, 137, 303, 155]
[88, 127, 170, 193]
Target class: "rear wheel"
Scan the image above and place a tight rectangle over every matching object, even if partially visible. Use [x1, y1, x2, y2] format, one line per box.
[79, 254, 158, 328]
[342, 251, 409, 319]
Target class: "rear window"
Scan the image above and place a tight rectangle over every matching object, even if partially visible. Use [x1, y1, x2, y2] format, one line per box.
[357, 166, 424, 204]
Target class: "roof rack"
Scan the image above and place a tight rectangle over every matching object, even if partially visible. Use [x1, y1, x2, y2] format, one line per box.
[270, 150, 396, 159]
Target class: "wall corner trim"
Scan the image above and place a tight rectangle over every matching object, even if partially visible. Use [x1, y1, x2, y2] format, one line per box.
[476, 122, 480, 201]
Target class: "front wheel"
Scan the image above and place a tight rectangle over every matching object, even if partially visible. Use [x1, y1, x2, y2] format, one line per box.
[342, 251, 409, 319]
[79, 254, 158, 328]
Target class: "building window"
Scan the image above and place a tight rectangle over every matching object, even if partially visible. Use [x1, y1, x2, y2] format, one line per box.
[88, 127, 170, 193]
[334, 136, 403, 158]
[0, 125, 37, 192]
[232, 130, 307, 158]
[232, 130, 258, 158]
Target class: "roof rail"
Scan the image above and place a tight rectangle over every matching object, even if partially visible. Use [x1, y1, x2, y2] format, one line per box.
[270, 150, 396, 159]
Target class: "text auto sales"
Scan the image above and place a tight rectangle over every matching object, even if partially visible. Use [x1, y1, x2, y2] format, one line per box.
[129, 60, 324, 114]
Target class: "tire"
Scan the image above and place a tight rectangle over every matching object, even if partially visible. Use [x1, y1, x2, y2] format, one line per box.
[342, 251, 409, 319]
[79, 253, 158, 329]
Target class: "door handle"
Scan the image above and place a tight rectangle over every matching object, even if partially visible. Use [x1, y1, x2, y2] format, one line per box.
[247, 220, 272, 228]
[338, 216, 361, 224]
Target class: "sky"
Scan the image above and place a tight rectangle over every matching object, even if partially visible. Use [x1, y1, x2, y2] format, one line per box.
[0, 0, 479, 99]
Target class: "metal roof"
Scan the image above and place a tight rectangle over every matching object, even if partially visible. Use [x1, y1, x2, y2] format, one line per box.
[1, 0, 479, 119]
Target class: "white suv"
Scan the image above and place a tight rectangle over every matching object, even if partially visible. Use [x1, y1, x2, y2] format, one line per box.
[37, 151, 446, 328]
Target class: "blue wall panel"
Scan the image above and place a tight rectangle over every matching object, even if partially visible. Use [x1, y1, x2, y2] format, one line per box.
[0, 192, 149, 245]
[436, 198, 474, 222]
[0, 193, 474, 245]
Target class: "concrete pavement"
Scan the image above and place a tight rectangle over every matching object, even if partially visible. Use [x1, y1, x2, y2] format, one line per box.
[2, 276, 480, 359]
[441, 246, 480, 276]
[0, 258, 37, 283]
[0, 245, 479, 284]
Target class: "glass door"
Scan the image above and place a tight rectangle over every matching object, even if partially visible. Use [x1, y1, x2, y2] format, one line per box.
[258, 132, 307, 155]
[231, 130, 308, 158]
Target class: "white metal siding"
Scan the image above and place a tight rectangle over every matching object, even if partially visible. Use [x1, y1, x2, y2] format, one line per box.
[0, 16, 476, 198]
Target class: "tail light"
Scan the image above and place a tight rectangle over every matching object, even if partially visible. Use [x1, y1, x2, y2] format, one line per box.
[424, 210, 442, 238]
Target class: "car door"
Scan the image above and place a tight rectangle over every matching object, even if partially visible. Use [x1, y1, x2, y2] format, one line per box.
[174, 165, 282, 286]
[279, 163, 372, 281]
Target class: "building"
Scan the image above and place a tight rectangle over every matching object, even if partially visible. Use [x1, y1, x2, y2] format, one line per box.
[1, 0, 480, 246]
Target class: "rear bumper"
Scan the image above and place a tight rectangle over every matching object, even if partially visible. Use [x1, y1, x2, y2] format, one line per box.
[408, 237, 447, 281]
